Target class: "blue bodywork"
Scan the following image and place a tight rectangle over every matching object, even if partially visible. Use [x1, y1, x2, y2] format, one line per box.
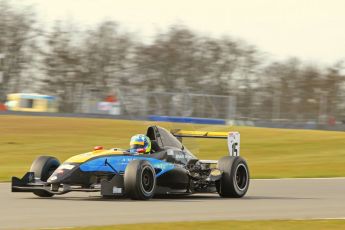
[79, 155, 175, 177]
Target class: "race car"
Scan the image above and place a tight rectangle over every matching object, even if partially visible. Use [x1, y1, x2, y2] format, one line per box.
[12, 125, 250, 200]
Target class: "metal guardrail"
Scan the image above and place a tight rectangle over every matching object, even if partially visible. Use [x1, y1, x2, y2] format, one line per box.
[0, 110, 145, 120]
[1, 110, 345, 131]
[148, 115, 226, 125]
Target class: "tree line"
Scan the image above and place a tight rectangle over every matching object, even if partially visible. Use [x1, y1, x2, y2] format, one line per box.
[0, 1, 344, 122]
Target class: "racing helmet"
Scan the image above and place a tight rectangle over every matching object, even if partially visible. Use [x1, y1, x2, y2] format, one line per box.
[129, 134, 151, 154]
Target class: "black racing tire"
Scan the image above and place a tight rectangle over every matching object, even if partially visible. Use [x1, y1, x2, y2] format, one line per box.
[216, 156, 249, 198]
[124, 160, 156, 200]
[29, 156, 60, 197]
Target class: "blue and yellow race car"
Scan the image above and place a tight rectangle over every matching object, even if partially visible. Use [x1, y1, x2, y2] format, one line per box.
[12, 126, 249, 200]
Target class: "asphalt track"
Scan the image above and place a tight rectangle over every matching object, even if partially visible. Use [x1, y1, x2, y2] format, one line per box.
[1, 178, 345, 229]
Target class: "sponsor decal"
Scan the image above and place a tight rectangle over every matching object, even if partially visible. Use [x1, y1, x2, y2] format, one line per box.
[113, 186, 122, 194]
[59, 164, 75, 170]
[175, 154, 185, 159]
[56, 169, 64, 174]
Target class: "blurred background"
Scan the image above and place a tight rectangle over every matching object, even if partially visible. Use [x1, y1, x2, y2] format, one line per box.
[1, 0, 345, 130]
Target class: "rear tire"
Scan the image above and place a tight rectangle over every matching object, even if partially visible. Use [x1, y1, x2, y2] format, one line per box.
[124, 160, 156, 200]
[30, 156, 60, 197]
[216, 156, 249, 198]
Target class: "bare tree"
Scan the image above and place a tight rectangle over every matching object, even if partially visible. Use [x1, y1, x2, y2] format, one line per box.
[0, 0, 36, 100]
[41, 21, 84, 112]
[81, 21, 134, 94]
[322, 62, 345, 120]
[0, 10, 336, 122]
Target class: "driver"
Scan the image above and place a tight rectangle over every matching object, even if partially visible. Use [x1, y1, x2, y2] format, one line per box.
[129, 134, 151, 154]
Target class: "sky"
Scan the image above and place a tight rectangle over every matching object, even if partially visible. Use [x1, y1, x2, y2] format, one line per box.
[16, 0, 345, 64]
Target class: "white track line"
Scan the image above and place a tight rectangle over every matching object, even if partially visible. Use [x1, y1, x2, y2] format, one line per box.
[275, 217, 345, 221]
[314, 217, 345, 220]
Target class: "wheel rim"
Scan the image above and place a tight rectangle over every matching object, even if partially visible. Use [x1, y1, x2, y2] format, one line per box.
[140, 166, 155, 194]
[234, 163, 248, 191]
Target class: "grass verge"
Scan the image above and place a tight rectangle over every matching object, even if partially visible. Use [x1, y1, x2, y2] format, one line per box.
[65, 220, 345, 230]
[1, 115, 345, 181]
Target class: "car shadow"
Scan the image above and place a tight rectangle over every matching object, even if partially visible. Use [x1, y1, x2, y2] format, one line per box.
[23, 194, 315, 202]
[244, 195, 315, 200]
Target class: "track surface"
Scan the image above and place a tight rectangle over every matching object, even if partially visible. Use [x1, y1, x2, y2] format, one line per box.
[1, 178, 345, 229]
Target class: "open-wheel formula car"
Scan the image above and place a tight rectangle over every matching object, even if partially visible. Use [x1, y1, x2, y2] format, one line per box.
[12, 126, 250, 200]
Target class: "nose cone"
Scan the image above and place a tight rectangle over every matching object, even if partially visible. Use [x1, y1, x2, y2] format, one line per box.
[47, 164, 77, 183]
[48, 169, 69, 183]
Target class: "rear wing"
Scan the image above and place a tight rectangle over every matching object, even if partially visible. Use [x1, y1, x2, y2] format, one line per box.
[171, 130, 240, 156]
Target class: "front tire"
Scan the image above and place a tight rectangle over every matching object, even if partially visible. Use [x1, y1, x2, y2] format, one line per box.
[124, 160, 156, 200]
[30, 156, 60, 197]
[216, 156, 249, 198]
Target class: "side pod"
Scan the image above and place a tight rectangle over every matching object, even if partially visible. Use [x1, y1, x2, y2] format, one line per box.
[100, 174, 125, 196]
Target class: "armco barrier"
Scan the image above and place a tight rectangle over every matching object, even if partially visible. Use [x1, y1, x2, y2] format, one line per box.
[148, 115, 226, 125]
[3, 111, 344, 130]
[0, 110, 146, 120]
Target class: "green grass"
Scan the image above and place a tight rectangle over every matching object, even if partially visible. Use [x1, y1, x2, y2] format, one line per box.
[65, 220, 345, 230]
[1, 115, 345, 181]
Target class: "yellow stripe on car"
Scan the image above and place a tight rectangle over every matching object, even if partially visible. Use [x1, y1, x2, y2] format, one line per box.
[65, 149, 125, 163]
